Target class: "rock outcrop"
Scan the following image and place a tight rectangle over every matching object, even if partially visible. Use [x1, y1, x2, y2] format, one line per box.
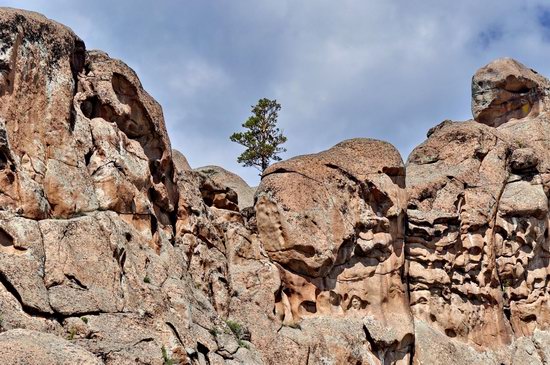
[0, 8, 258, 365]
[173, 149, 192, 172]
[0, 329, 102, 365]
[196, 165, 256, 210]
[407, 58, 550, 364]
[2, 7, 550, 365]
[255, 139, 413, 364]
[471, 58, 550, 127]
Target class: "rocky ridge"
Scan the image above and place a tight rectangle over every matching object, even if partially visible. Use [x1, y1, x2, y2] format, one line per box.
[0, 8, 549, 365]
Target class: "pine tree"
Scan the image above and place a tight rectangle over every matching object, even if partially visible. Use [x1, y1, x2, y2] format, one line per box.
[230, 98, 287, 173]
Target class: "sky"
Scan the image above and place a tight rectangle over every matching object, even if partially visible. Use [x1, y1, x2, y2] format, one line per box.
[3, 1, 550, 185]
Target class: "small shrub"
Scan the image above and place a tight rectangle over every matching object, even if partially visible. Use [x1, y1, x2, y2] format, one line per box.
[209, 327, 220, 337]
[201, 169, 216, 176]
[80, 316, 88, 324]
[225, 319, 243, 338]
[161, 346, 174, 365]
[501, 278, 512, 289]
[284, 322, 301, 330]
[238, 339, 250, 349]
[143, 276, 151, 284]
[68, 327, 76, 341]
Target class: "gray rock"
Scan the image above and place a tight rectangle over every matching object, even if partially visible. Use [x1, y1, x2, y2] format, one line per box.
[0, 329, 102, 364]
[196, 165, 256, 209]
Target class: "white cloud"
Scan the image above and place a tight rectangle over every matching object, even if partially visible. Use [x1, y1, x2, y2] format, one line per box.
[165, 58, 230, 98]
[3, 1, 550, 185]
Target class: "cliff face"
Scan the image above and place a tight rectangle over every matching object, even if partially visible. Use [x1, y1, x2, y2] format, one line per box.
[0, 8, 549, 365]
[406, 58, 550, 364]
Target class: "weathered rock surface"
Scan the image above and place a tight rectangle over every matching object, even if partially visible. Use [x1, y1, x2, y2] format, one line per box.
[0, 8, 258, 365]
[472, 58, 550, 127]
[2, 6, 550, 365]
[255, 139, 413, 363]
[173, 148, 192, 172]
[0, 329, 102, 364]
[196, 165, 256, 210]
[408, 57, 550, 364]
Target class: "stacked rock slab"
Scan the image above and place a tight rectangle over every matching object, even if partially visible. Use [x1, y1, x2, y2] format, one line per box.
[407, 58, 550, 364]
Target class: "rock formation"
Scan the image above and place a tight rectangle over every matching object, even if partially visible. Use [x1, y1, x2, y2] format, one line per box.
[1, 7, 550, 365]
[195, 165, 256, 210]
[255, 139, 412, 363]
[0, 8, 258, 364]
[407, 58, 550, 364]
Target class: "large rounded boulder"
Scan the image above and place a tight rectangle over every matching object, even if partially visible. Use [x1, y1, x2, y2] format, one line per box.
[255, 138, 413, 364]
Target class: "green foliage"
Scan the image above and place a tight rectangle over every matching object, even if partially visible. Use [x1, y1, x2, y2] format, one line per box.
[225, 319, 251, 348]
[143, 276, 151, 284]
[209, 327, 220, 337]
[284, 322, 302, 330]
[80, 316, 88, 324]
[68, 327, 76, 341]
[230, 98, 287, 173]
[238, 339, 250, 349]
[161, 346, 174, 365]
[225, 319, 242, 336]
